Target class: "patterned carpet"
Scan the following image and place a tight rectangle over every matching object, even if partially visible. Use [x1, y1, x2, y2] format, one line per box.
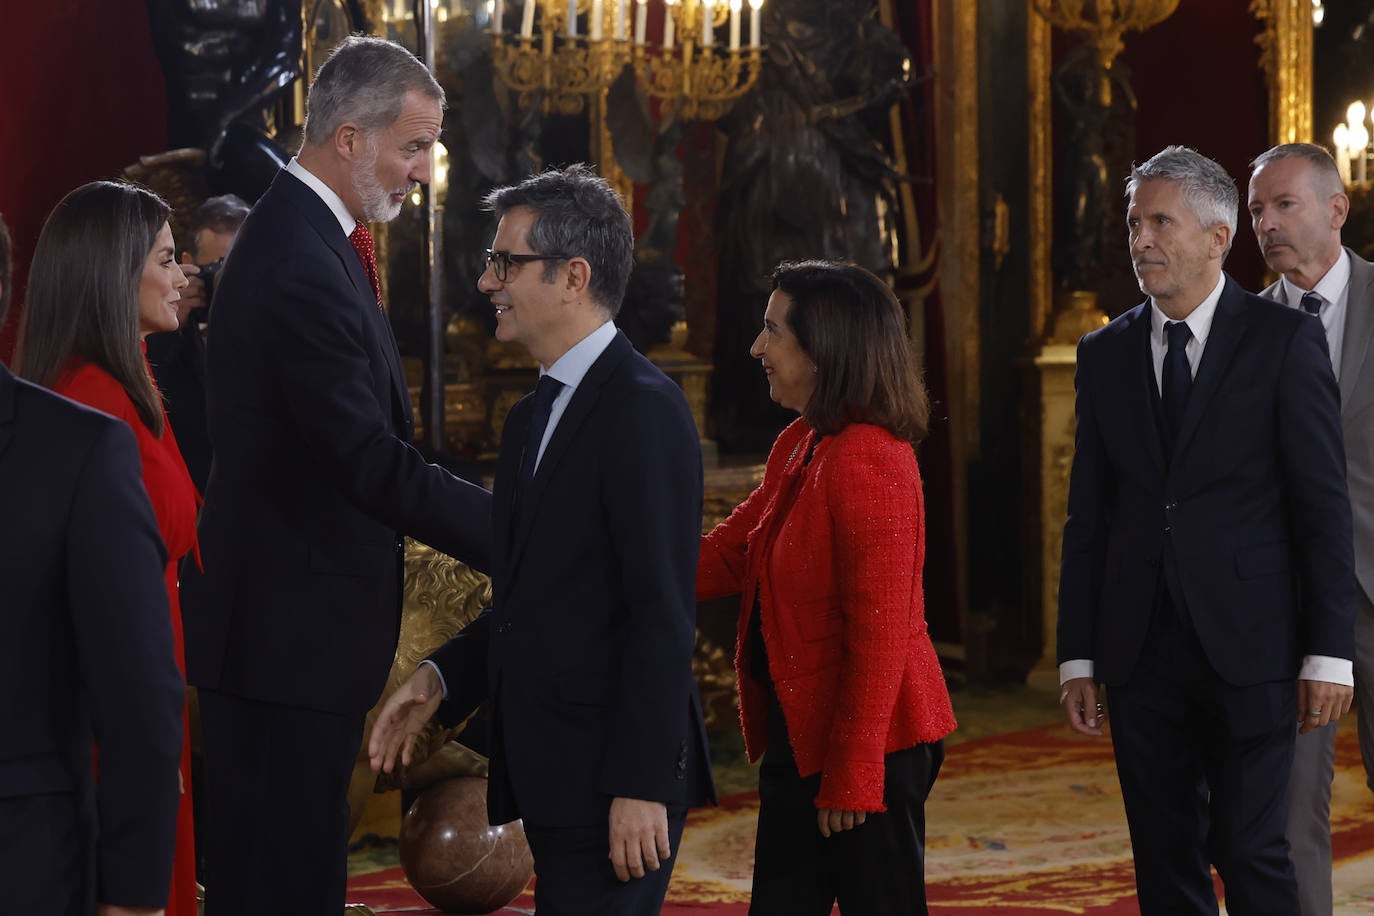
[346, 688, 1374, 913]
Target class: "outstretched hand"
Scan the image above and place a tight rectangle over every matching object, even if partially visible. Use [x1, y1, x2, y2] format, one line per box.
[368, 663, 443, 774]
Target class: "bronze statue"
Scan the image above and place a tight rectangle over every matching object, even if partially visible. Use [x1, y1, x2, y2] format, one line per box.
[712, 0, 917, 449]
[145, 0, 314, 201]
[1051, 44, 1137, 292]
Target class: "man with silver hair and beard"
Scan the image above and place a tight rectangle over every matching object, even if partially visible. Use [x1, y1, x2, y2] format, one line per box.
[181, 36, 492, 915]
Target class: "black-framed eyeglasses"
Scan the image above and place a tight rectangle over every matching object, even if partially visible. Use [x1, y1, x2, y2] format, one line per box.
[484, 248, 570, 282]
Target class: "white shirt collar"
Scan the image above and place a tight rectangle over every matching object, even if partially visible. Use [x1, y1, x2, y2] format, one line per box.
[543, 321, 617, 391]
[1278, 249, 1351, 307]
[1150, 272, 1226, 348]
[285, 158, 357, 237]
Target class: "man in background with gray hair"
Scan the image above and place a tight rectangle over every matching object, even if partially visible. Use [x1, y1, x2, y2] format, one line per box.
[1057, 145, 1355, 913]
[181, 36, 491, 915]
[1249, 141, 1374, 915]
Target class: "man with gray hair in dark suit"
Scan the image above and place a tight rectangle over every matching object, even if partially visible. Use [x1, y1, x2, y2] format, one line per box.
[1249, 141, 1374, 916]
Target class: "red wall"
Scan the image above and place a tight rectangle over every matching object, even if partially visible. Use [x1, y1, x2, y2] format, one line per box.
[1123, 0, 1270, 291]
[0, 0, 168, 363]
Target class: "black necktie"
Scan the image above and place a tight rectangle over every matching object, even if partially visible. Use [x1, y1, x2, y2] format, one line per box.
[520, 374, 564, 484]
[1300, 291, 1323, 317]
[1162, 320, 1193, 445]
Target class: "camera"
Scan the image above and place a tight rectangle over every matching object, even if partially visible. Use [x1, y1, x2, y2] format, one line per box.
[197, 258, 225, 303]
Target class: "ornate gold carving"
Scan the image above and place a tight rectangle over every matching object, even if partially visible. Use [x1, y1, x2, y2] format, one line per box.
[1028, 4, 1053, 343]
[490, 28, 632, 117]
[632, 43, 763, 124]
[1250, 0, 1313, 144]
[1031, 0, 1181, 68]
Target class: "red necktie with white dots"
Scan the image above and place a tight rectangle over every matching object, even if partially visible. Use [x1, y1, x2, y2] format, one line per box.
[348, 222, 383, 309]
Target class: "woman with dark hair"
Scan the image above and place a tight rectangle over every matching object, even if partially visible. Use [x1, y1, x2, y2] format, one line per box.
[698, 259, 956, 914]
[21, 180, 199, 916]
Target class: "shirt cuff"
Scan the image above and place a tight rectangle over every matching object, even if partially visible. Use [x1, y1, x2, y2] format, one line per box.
[1299, 654, 1354, 686]
[419, 658, 449, 699]
[1059, 659, 1094, 685]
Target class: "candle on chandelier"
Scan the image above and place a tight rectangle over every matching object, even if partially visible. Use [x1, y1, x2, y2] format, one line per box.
[664, 3, 675, 49]
[614, 0, 626, 39]
[634, 0, 647, 43]
[493, 0, 503, 29]
[1335, 125, 1352, 187]
[521, 0, 535, 36]
[749, 0, 762, 47]
[1353, 125, 1370, 186]
[568, 0, 578, 36]
[728, 0, 740, 49]
[591, 0, 603, 38]
[702, 0, 715, 47]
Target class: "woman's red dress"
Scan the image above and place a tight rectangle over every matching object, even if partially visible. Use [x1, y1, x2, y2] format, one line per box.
[55, 353, 200, 916]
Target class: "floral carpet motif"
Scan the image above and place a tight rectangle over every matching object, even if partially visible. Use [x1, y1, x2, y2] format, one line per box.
[346, 722, 1374, 914]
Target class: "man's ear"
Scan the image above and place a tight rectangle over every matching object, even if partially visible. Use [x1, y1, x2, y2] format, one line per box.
[1210, 222, 1233, 261]
[565, 257, 592, 297]
[333, 123, 362, 161]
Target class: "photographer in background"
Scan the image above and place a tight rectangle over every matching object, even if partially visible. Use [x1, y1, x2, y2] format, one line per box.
[147, 194, 249, 493]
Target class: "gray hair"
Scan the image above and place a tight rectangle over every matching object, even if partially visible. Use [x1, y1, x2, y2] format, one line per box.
[303, 36, 445, 147]
[1250, 142, 1346, 199]
[1125, 146, 1238, 251]
[483, 164, 635, 316]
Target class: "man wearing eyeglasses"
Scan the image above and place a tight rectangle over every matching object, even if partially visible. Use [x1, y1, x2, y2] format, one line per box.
[371, 164, 716, 915]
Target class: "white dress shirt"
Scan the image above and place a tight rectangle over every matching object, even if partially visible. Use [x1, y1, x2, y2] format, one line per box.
[285, 158, 356, 237]
[532, 320, 618, 471]
[1277, 249, 1351, 382]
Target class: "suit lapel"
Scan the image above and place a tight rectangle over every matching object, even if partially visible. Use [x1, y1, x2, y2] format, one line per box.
[506, 332, 632, 574]
[278, 172, 411, 429]
[1173, 276, 1250, 461]
[1340, 249, 1374, 410]
[0, 365, 16, 462]
[1119, 303, 1166, 477]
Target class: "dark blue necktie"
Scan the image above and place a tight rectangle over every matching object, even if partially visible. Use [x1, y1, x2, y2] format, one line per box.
[1162, 320, 1192, 446]
[1300, 291, 1323, 316]
[520, 374, 564, 484]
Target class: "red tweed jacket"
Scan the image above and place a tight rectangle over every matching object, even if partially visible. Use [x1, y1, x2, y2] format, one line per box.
[699, 418, 957, 811]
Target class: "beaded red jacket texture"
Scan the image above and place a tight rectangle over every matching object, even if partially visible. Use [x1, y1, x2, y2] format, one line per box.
[698, 417, 957, 812]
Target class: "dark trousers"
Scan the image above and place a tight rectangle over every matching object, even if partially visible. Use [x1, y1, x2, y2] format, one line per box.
[198, 688, 363, 916]
[0, 792, 94, 915]
[523, 806, 688, 915]
[750, 741, 944, 916]
[1109, 599, 1298, 916]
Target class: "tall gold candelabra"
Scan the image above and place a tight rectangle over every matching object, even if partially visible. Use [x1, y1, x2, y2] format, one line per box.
[1031, 0, 1181, 69]
[633, 0, 765, 123]
[489, 0, 633, 116]
[488, 0, 767, 202]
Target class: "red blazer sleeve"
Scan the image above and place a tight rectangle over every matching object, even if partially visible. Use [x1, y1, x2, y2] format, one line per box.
[697, 418, 809, 600]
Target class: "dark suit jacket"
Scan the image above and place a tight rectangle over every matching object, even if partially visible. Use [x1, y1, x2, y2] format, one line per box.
[1260, 248, 1374, 610]
[182, 170, 492, 716]
[0, 363, 183, 905]
[432, 331, 716, 826]
[1057, 275, 1355, 686]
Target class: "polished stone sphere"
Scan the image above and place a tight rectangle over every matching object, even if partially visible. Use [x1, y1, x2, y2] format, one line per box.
[399, 777, 534, 913]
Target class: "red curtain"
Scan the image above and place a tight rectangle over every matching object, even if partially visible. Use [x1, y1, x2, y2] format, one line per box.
[0, 0, 168, 363]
